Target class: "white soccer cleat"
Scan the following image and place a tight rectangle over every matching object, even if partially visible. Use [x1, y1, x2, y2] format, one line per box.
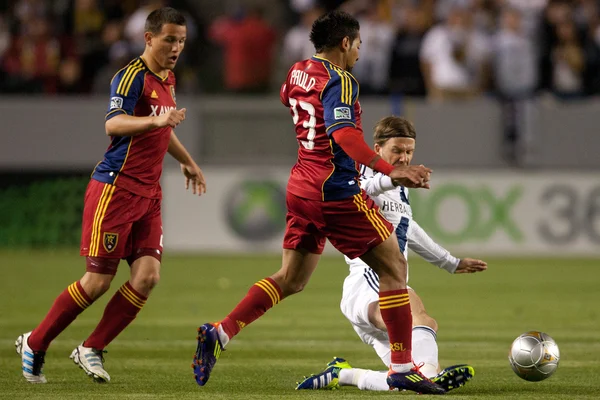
[15, 332, 47, 383]
[70, 343, 111, 383]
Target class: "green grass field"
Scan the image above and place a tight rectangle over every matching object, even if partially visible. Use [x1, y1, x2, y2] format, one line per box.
[1, 251, 599, 399]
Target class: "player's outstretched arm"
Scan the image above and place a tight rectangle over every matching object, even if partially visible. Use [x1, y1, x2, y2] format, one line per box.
[358, 169, 396, 197]
[105, 108, 187, 137]
[168, 130, 206, 195]
[407, 220, 487, 274]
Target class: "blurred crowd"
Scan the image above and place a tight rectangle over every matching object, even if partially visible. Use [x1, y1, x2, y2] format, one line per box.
[2, 0, 600, 101]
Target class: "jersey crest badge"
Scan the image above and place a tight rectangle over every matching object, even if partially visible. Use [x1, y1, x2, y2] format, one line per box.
[103, 232, 119, 253]
[170, 85, 176, 102]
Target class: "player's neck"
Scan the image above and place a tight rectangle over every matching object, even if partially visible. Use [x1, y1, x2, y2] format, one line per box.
[315, 51, 347, 71]
[140, 54, 168, 79]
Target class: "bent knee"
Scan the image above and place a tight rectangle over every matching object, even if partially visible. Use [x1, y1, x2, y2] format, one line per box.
[413, 313, 438, 332]
[133, 272, 160, 292]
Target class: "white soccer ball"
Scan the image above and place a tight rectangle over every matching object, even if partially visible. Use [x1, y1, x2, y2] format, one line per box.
[508, 331, 560, 382]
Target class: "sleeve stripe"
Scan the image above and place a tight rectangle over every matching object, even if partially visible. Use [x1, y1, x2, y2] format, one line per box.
[325, 121, 356, 132]
[116, 60, 143, 96]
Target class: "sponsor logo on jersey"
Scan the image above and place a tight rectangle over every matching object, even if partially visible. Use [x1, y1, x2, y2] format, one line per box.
[150, 90, 159, 99]
[110, 96, 123, 110]
[334, 107, 351, 120]
[149, 105, 176, 117]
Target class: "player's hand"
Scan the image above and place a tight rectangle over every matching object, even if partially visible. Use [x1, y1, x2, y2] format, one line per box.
[156, 108, 186, 128]
[390, 165, 432, 189]
[180, 162, 206, 195]
[455, 258, 488, 274]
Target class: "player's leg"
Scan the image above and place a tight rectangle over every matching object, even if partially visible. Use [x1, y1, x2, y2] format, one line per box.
[325, 191, 444, 394]
[70, 185, 150, 382]
[193, 193, 325, 386]
[16, 180, 117, 383]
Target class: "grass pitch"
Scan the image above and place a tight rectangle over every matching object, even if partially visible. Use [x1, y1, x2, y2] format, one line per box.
[1, 251, 599, 399]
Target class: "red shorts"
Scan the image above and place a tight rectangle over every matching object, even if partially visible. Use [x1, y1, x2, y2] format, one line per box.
[283, 190, 393, 259]
[80, 179, 162, 269]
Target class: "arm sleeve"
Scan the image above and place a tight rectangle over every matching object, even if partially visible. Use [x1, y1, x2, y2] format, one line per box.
[322, 74, 356, 135]
[359, 166, 397, 197]
[105, 63, 144, 120]
[408, 219, 460, 273]
[332, 127, 394, 174]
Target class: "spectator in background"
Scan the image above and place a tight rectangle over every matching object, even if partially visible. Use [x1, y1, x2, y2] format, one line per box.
[210, 6, 276, 93]
[550, 19, 585, 99]
[494, 7, 537, 99]
[281, 6, 322, 65]
[420, 3, 491, 101]
[350, 6, 395, 94]
[91, 22, 130, 94]
[389, 4, 431, 97]
[493, 7, 538, 163]
[125, 0, 165, 54]
[2, 16, 77, 93]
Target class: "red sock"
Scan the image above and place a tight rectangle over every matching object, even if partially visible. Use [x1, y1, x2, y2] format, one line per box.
[379, 289, 413, 364]
[220, 278, 283, 339]
[83, 281, 147, 350]
[29, 281, 93, 351]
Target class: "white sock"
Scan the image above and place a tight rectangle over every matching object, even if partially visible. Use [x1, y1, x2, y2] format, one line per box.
[357, 370, 389, 391]
[412, 325, 438, 378]
[339, 368, 366, 386]
[390, 362, 413, 373]
[216, 324, 229, 348]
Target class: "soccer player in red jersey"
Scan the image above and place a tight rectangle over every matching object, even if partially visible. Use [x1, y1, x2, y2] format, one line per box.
[192, 11, 444, 394]
[16, 7, 204, 384]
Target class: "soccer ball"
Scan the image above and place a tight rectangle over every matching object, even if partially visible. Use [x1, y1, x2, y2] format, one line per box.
[508, 331, 560, 381]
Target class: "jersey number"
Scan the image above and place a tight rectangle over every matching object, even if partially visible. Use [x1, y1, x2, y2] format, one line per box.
[289, 98, 316, 150]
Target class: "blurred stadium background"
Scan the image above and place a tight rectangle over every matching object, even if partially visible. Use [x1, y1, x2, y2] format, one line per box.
[1, 0, 599, 398]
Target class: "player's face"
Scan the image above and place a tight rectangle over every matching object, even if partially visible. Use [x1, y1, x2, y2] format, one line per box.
[345, 34, 361, 72]
[148, 23, 187, 70]
[375, 137, 415, 167]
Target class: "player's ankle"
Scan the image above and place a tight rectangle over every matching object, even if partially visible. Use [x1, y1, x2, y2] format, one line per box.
[390, 363, 412, 373]
[215, 323, 229, 348]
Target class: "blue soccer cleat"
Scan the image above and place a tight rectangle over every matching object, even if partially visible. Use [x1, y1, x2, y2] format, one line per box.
[296, 357, 352, 390]
[387, 365, 446, 395]
[192, 323, 224, 386]
[432, 364, 475, 391]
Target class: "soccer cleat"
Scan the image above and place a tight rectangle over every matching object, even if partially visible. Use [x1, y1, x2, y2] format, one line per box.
[15, 332, 47, 383]
[432, 364, 475, 391]
[70, 344, 111, 383]
[387, 365, 446, 395]
[295, 357, 352, 390]
[193, 323, 224, 386]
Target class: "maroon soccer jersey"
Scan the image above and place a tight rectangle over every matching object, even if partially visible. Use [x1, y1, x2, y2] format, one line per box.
[92, 57, 176, 199]
[280, 56, 363, 202]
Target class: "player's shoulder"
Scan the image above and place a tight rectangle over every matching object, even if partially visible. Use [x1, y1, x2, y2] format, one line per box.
[110, 57, 148, 93]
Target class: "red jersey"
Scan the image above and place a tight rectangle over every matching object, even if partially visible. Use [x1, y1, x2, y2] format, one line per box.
[92, 57, 176, 199]
[280, 56, 362, 202]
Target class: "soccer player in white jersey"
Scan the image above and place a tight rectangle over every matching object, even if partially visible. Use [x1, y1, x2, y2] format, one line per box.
[296, 116, 488, 392]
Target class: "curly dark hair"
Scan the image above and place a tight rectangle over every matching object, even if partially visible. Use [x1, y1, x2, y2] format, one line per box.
[309, 10, 360, 53]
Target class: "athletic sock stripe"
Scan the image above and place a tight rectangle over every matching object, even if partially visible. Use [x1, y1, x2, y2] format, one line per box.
[255, 281, 277, 306]
[68, 283, 89, 309]
[119, 285, 145, 308]
[379, 297, 409, 306]
[380, 294, 409, 301]
[260, 279, 281, 302]
[379, 300, 411, 309]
